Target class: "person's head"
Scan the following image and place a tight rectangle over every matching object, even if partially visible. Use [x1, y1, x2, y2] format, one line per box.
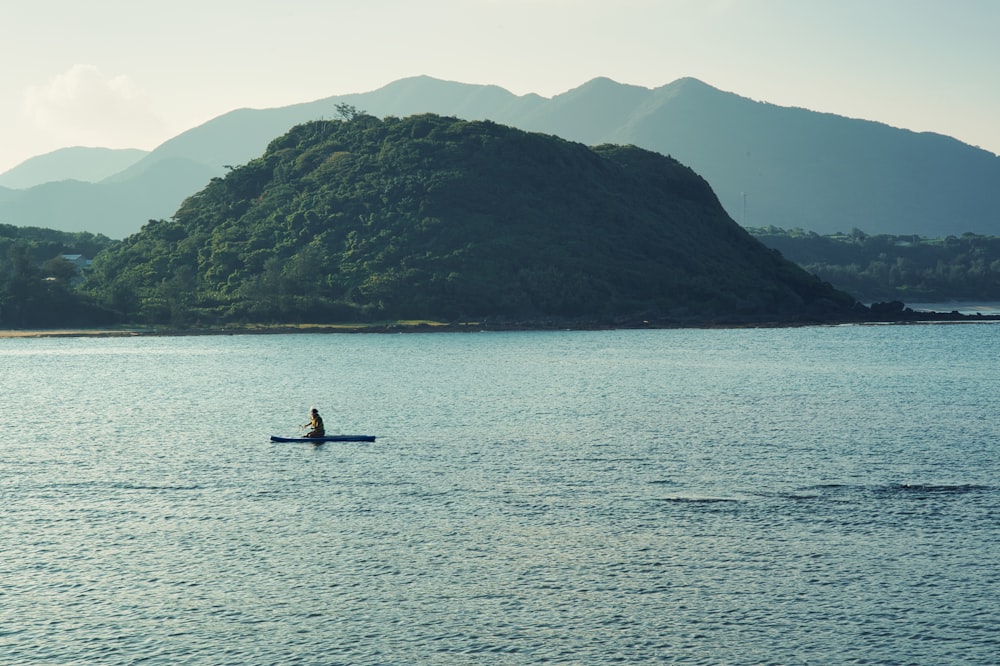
[311, 408, 319, 416]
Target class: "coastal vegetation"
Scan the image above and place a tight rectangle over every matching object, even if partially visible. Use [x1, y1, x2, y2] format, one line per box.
[69, 113, 853, 326]
[750, 227, 1000, 302]
[10, 114, 997, 330]
[0, 225, 115, 327]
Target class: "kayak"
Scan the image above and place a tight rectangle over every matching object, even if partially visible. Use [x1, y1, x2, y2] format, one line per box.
[270, 435, 376, 443]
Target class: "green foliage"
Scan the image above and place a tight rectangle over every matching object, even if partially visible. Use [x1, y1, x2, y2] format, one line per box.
[0, 225, 116, 327]
[749, 227, 1000, 301]
[81, 114, 853, 325]
[334, 103, 365, 121]
[0, 224, 113, 265]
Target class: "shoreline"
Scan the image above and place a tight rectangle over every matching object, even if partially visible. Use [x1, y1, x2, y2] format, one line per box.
[0, 329, 147, 338]
[4, 310, 1000, 339]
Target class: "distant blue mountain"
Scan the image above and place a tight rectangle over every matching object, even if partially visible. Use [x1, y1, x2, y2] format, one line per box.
[0, 158, 216, 238]
[1, 76, 997, 238]
[0, 147, 148, 189]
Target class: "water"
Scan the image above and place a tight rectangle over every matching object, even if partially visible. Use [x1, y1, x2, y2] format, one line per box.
[2, 325, 998, 664]
[910, 301, 1000, 315]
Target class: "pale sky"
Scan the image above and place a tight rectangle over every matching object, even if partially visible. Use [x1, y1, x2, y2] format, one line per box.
[3, 0, 999, 174]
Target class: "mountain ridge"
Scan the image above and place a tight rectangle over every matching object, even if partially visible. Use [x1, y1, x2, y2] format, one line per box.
[2, 75, 997, 239]
[0, 147, 148, 189]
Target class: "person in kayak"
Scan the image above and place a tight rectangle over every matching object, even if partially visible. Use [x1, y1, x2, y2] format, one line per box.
[304, 408, 326, 438]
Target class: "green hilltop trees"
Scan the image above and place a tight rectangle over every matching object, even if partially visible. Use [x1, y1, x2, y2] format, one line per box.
[80, 113, 854, 326]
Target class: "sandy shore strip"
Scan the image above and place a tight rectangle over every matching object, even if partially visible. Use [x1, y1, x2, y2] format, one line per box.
[0, 329, 146, 338]
[3, 310, 999, 339]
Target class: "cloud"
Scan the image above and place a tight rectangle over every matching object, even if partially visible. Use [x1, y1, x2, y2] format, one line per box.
[22, 64, 166, 148]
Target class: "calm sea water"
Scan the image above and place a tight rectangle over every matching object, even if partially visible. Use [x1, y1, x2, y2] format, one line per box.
[1, 325, 998, 665]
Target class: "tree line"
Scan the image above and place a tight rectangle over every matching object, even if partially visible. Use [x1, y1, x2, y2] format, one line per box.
[748, 227, 1000, 302]
[5, 219, 1000, 329]
[0, 225, 116, 327]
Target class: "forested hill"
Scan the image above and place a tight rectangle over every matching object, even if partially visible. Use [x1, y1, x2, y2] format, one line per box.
[84, 113, 856, 325]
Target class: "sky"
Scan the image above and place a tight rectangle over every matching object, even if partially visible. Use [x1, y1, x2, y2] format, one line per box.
[3, 0, 999, 174]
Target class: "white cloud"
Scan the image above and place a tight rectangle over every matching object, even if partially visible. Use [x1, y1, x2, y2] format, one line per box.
[22, 64, 166, 148]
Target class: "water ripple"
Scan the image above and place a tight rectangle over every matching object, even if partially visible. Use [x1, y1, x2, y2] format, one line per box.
[2, 329, 998, 664]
